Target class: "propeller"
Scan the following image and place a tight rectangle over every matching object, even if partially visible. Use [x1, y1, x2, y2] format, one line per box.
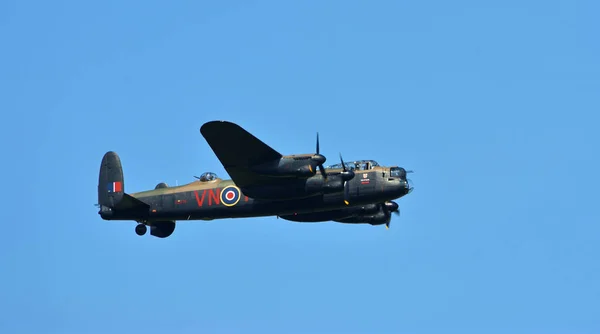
[339, 153, 355, 205]
[311, 132, 327, 179]
[406, 171, 414, 193]
[382, 201, 400, 229]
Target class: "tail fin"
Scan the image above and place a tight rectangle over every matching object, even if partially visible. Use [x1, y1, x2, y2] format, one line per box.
[98, 151, 125, 208]
[97, 151, 150, 220]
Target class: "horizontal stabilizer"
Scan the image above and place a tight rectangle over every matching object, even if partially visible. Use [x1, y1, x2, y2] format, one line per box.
[115, 193, 150, 211]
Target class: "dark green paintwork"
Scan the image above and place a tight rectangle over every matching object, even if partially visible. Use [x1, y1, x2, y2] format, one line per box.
[97, 121, 413, 238]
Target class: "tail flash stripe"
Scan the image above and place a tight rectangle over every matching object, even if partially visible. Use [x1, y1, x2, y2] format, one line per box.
[108, 181, 122, 192]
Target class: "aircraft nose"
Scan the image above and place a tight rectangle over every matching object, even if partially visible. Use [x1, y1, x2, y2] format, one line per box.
[398, 167, 407, 179]
[388, 166, 413, 196]
[398, 172, 413, 196]
[399, 168, 413, 194]
[406, 178, 413, 194]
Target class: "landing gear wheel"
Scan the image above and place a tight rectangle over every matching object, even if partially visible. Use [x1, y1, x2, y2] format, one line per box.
[135, 224, 147, 236]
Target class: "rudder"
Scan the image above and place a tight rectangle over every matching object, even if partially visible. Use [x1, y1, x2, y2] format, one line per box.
[98, 151, 125, 208]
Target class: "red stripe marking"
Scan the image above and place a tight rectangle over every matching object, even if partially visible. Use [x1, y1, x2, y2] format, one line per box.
[194, 190, 206, 207]
[208, 189, 220, 205]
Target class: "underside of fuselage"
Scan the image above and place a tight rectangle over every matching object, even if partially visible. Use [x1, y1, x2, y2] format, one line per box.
[278, 201, 400, 226]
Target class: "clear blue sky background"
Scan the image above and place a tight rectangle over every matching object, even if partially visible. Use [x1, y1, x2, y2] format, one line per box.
[1, 0, 599, 333]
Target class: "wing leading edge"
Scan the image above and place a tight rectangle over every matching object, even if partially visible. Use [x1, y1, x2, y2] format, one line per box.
[200, 121, 283, 188]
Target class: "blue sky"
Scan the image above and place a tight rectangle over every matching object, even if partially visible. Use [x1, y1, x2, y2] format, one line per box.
[1, 0, 599, 333]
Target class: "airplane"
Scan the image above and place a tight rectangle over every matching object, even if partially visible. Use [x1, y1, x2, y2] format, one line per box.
[97, 120, 414, 238]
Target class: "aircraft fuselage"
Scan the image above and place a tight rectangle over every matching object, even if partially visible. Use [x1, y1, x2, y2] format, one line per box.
[99, 166, 409, 222]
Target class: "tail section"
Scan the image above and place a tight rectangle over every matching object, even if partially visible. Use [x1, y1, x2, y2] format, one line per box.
[98, 151, 125, 208]
[97, 151, 149, 220]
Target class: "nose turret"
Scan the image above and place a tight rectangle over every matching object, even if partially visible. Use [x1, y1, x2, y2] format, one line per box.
[388, 166, 414, 196]
[398, 167, 407, 180]
[405, 178, 413, 194]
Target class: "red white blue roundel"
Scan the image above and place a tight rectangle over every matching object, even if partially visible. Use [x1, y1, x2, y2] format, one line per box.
[220, 185, 241, 207]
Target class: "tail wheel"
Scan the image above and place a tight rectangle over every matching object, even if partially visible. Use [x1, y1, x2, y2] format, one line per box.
[135, 224, 147, 236]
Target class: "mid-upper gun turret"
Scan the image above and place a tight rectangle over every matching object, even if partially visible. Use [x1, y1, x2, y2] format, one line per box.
[195, 172, 218, 182]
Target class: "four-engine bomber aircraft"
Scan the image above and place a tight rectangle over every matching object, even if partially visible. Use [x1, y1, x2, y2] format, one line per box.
[97, 120, 413, 238]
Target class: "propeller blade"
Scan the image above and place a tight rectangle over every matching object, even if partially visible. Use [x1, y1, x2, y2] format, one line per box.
[316, 132, 320, 154]
[338, 153, 355, 205]
[338, 153, 354, 178]
[382, 201, 399, 228]
[387, 208, 399, 229]
[310, 132, 327, 179]
[383, 203, 391, 229]
[319, 165, 327, 179]
[344, 181, 350, 205]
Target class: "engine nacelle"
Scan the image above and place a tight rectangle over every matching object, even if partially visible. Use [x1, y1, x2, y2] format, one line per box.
[250, 156, 325, 179]
[279, 211, 352, 222]
[252, 164, 315, 178]
[150, 220, 176, 238]
[304, 177, 344, 194]
[357, 203, 379, 215]
[279, 203, 381, 223]
[360, 210, 390, 225]
[333, 204, 391, 225]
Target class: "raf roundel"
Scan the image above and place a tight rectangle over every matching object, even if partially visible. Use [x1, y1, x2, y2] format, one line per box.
[220, 185, 241, 207]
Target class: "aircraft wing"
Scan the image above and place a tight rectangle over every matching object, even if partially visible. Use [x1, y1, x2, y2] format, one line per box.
[200, 121, 283, 188]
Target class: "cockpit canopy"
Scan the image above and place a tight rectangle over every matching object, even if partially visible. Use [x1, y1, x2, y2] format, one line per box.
[325, 159, 379, 171]
[197, 172, 218, 182]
